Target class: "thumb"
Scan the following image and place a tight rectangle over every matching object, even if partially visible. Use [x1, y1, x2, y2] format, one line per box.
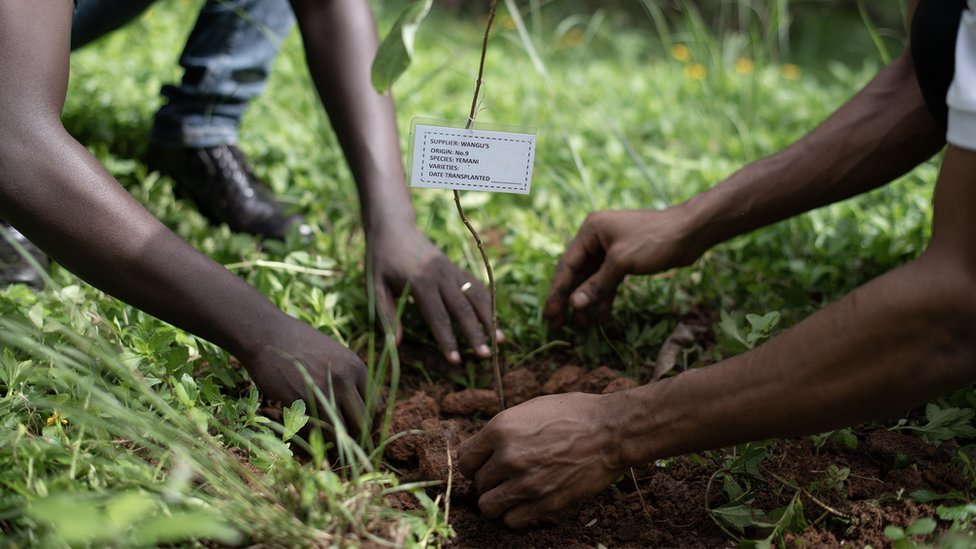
[457, 429, 493, 479]
[569, 263, 626, 314]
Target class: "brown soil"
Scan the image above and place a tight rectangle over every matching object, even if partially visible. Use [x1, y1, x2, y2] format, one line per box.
[378, 343, 970, 549]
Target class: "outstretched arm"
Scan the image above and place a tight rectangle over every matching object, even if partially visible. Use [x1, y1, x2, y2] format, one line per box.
[0, 0, 370, 432]
[289, 0, 502, 364]
[459, 143, 976, 527]
[544, 48, 946, 329]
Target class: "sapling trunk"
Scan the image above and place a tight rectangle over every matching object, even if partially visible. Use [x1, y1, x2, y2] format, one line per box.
[453, 0, 504, 412]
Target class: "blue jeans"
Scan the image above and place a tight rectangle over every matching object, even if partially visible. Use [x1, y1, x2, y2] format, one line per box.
[71, 0, 294, 148]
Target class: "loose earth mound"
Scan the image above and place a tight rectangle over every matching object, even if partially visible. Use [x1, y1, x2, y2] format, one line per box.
[380, 343, 967, 549]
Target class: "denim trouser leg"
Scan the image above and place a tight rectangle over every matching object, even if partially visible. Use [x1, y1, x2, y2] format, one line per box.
[71, 0, 158, 49]
[150, 0, 295, 148]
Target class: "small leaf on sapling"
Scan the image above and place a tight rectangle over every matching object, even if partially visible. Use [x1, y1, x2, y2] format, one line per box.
[371, 0, 433, 94]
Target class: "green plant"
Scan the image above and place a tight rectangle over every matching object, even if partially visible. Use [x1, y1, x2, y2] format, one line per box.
[714, 309, 782, 355]
[450, 361, 492, 390]
[892, 402, 976, 446]
[3, 0, 951, 546]
[809, 464, 850, 500]
[884, 517, 938, 549]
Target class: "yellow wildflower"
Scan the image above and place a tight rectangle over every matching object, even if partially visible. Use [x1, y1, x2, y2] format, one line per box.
[671, 44, 691, 62]
[734, 58, 754, 75]
[684, 63, 707, 80]
[46, 412, 67, 426]
[781, 63, 802, 80]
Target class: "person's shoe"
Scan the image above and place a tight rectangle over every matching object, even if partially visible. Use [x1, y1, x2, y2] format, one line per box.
[146, 144, 304, 240]
[0, 218, 49, 289]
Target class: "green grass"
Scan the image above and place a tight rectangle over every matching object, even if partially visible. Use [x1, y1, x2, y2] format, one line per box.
[1, 0, 969, 546]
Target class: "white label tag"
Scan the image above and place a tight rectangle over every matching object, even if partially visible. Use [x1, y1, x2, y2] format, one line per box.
[408, 120, 536, 194]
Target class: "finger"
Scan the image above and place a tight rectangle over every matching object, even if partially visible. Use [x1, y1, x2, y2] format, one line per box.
[501, 495, 568, 529]
[457, 430, 494, 479]
[373, 277, 401, 343]
[357, 366, 385, 432]
[444, 280, 490, 358]
[460, 276, 506, 346]
[596, 285, 616, 325]
[342, 392, 367, 440]
[477, 477, 538, 521]
[544, 226, 606, 329]
[329, 380, 367, 440]
[568, 262, 626, 322]
[461, 275, 494, 337]
[412, 281, 461, 364]
[572, 300, 592, 329]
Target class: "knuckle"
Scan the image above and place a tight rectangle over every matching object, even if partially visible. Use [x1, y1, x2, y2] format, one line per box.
[454, 299, 475, 316]
[478, 496, 501, 518]
[431, 310, 451, 326]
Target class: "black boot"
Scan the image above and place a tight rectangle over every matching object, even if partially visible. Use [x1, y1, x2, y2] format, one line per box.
[146, 144, 304, 240]
[0, 218, 49, 289]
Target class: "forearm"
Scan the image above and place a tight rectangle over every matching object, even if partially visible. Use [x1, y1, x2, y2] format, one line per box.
[290, 0, 414, 231]
[0, 0, 289, 363]
[677, 50, 945, 256]
[0, 133, 286, 361]
[608, 244, 976, 468]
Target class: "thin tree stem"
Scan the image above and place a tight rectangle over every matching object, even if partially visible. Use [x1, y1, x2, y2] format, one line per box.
[454, 0, 503, 412]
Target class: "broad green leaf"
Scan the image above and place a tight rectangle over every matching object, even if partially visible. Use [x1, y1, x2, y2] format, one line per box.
[105, 491, 157, 532]
[937, 502, 976, 521]
[28, 302, 45, 329]
[371, 0, 433, 94]
[904, 517, 937, 535]
[283, 399, 309, 442]
[723, 473, 744, 501]
[130, 510, 240, 545]
[740, 538, 774, 549]
[28, 496, 103, 544]
[173, 381, 193, 408]
[728, 441, 769, 476]
[745, 311, 780, 332]
[710, 501, 758, 534]
[832, 429, 858, 450]
[884, 525, 906, 540]
[912, 489, 966, 503]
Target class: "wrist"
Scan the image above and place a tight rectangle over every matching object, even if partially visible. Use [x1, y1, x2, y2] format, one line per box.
[362, 202, 416, 235]
[601, 382, 677, 469]
[599, 391, 646, 470]
[221, 300, 301, 365]
[665, 197, 718, 265]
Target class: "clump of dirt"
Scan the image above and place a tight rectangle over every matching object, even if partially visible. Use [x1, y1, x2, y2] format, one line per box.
[380, 342, 970, 549]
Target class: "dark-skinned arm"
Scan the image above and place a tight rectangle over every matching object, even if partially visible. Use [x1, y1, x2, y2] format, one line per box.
[0, 0, 370, 433]
[460, 1, 976, 527]
[459, 144, 976, 527]
[288, 0, 502, 364]
[543, 47, 946, 328]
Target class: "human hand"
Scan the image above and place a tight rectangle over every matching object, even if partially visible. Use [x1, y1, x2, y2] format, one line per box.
[543, 209, 700, 330]
[243, 316, 376, 437]
[369, 223, 504, 364]
[457, 393, 627, 528]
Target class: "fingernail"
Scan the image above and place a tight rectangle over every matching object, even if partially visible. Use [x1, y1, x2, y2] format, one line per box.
[478, 344, 490, 356]
[570, 292, 590, 309]
[495, 329, 506, 344]
[449, 351, 461, 363]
